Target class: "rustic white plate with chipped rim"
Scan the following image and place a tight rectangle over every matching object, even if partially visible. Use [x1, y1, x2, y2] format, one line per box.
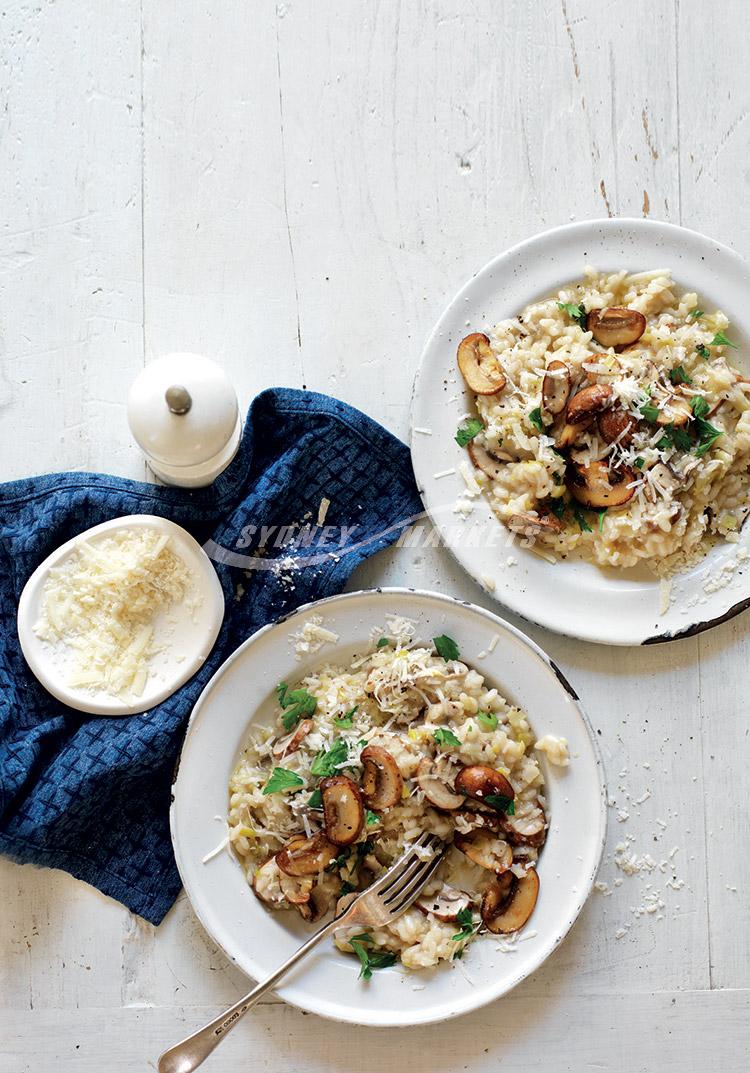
[17, 514, 225, 716]
[410, 218, 750, 645]
[170, 588, 606, 1027]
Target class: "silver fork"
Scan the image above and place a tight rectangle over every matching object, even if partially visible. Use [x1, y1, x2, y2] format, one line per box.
[157, 833, 444, 1073]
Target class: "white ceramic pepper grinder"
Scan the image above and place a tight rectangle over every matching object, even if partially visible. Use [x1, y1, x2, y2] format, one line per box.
[127, 353, 242, 488]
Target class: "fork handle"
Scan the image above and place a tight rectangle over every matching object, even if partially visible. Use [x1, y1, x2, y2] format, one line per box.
[157, 916, 339, 1073]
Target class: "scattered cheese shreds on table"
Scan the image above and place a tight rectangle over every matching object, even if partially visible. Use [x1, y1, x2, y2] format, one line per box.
[33, 527, 197, 697]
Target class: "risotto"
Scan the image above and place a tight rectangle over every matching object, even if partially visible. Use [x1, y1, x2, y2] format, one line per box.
[455, 268, 750, 576]
[228, 617, 564, 974]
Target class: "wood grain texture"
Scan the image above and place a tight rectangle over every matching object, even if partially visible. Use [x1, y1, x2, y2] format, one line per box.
[1, 0, 750, 1068]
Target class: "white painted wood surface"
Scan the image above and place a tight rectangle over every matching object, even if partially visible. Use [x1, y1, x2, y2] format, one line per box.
[1, 1, 749, 1068]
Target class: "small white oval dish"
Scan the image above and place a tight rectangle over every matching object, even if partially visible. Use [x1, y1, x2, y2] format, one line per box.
[171, 589, 606, 1028]
[411, 218, 750, 645]
[17, 514, 225, 717]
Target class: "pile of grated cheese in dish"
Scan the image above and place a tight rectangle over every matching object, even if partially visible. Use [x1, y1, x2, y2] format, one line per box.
[32, 527, 197, 697]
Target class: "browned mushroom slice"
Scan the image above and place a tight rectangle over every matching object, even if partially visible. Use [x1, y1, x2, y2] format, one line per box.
[416, 757, 466, 810]
[361, 745, 403, 810]
[454, 764, 515, 805]
[454, 830, 512, 873]
[457, 333, 507, 395]
[320, 775, 365, 846]
[656, 395, 691, 427]
[566, 383, 613, 425]
[271, 719, 315, 759]
[467, 441, 513, 479]
[554, 418, 593, 451]
[598, 407, 637, 445]
[480, 872, 516, 932]
[481, 868, 540, 933]
[567, 460, 636, 509]
[279, 870, 314, 906]
[276, 832, 337, 877]
[542, 360, 571, 417]
[455, 808, 503, 833]
[416, 885, 473, 922]
[500, 812, 547, 848]
[507, 511, 563, 538]
[586, 307, 646, 349]
[251, 857, 287, 908]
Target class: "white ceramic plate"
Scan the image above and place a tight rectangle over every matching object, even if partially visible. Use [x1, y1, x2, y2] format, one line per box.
[411, 219, 750, 645]
[17, 514, 225, 716]
[171, 589, 606, 1027]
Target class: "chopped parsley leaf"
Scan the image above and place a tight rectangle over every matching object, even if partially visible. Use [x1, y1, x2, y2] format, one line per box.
[598, 510, 606, 532]
[340, 880, 356, 896]
[433, 634, 460, 661]
[634, 457, 645, 469]
[307, 788, 323, 810]
[573, 506, 592, 532]
[327, 848, 351, 872]
[529, 406, 545, 432]
[365, 809, 380, 826]
[688, 309, 705, 320]
[451, 908, 479, 943]
[356, 839, 374, 858]
[262, 767, 305, 796]
[691, 395, 710, 420]
[485, 792, 516, 814]
[334, 706, 358, 729]
[477, 710, 498, 731]
[276, 682, 317, 731]
[548, 497, 567, 519]
[557, 301, 588, 329]
[310, 738, 348, 777]
[694, 418, 723, 457]
[669, 364, 692, 385]
[376, 637, 390, 649]
[455, 417, 484, 447]
[349, 934, 397, 980]
[433, 727, 462, 749]
[696, 344, 710, 360]
[710, 330, 738, 350]
[639, 398, 660, 423]
[656, 423, 692, 452]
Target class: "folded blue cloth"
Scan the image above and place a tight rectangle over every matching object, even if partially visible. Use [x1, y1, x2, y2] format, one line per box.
[0, 388, 423, 924]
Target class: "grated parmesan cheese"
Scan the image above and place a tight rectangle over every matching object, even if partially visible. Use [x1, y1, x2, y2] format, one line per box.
[33, 527, 196, 697]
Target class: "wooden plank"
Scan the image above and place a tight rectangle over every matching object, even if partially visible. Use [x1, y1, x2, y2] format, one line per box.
[0, 0, 143, 481]
[3, 990, 749, 1072]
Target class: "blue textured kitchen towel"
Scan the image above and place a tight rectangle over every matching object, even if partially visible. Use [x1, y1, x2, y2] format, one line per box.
[0, 388, 423, 924]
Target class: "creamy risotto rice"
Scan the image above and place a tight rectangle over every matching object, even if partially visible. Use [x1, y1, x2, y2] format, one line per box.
[228, 616, 563, 974]
[455, 268, 750, 575]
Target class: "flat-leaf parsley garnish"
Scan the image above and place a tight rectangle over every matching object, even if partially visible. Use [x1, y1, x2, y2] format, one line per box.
[349, 933, 397, 980]
[276, 681, 317, 731]
[696, 344, 710, 360]
[669, 364, 692, 385]
[691, 395, 709, 420]
[557, 301, 587, 329]
[573, 506, 592, 532]
[656, 423, 692, 453]
[455, 417, 484, 447]
[451, 908, 479, 943]
[307, 788, 323, 810]
[529, 406, 544, 432]
[334, 706, 358, 729]
[433, 727, 462, 749]
[688, 309, 705, 320]
[477, 710, 498, 731]
[710, 330, 738, 349]
[639, 398, 660, 423]
[262, 767, 304, 796]
[376, 637, 390, 649]
[310, 738, 348, 777]
[365, 809, 380, 826]
[485, 792, 516, 814]
[694, 418, 723, 457]
[433, 634, 460, 661]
